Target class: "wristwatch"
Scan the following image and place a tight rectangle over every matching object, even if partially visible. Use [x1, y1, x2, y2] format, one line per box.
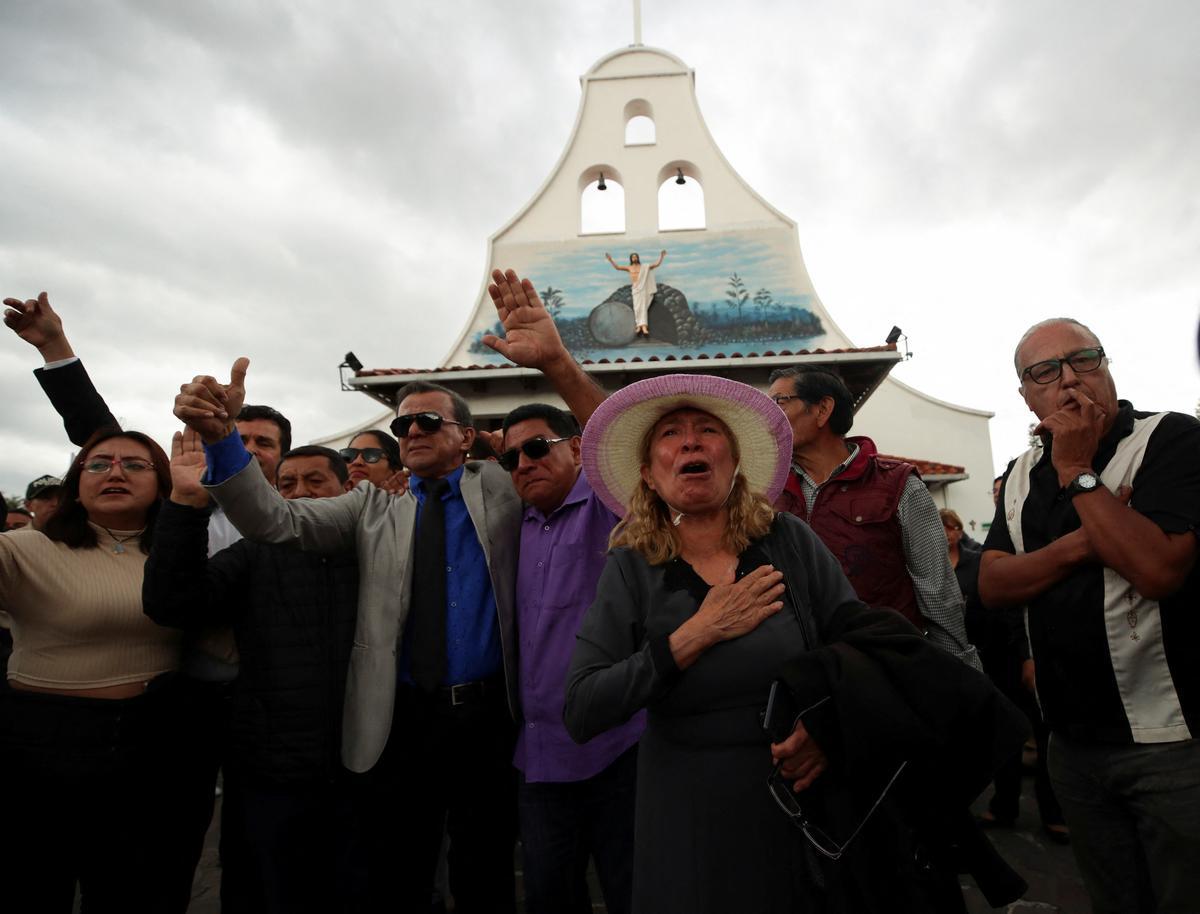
[1065, 472, 1100, 498]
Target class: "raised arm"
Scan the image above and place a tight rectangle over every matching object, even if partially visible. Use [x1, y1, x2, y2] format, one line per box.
[651, 249, 666, 269]
[3, 292, 74, 362]
[482, 268, 607, 427]
[4, 292, 119, 445]
[605, 252, 630, 273]
[173, 358, 366, 554]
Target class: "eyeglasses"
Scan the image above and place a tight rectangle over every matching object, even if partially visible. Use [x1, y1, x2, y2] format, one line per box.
[339, 447, 387, 464]
[1020, 347, 1106, 385]
[82, 458, 154, 474]
[768, 759, 907, 861]
[497, 436, 571, 472]
[771, 394, 803, 407]
[390, 412, 464, 438]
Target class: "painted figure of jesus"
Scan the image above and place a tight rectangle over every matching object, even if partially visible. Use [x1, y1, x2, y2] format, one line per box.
[606, 250, 666, 337]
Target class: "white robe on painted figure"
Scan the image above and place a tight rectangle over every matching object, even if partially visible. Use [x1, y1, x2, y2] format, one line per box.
[631, 264, 658, 327]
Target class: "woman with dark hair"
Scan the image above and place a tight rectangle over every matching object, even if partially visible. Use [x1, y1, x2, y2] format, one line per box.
[340, 428, 406, 493]
[0, 427, 196, 913]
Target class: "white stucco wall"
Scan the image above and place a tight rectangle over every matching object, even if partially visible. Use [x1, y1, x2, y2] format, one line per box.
[855, 378, 998, 536]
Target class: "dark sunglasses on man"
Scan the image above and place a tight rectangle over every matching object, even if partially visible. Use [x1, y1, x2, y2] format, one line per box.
[497, 436, 571, 472]
[338, 447, 387, 464]
[390, 412, 464, 438]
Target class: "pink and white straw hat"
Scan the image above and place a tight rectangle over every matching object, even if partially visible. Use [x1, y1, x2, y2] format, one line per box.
[581, 374, 794, 516]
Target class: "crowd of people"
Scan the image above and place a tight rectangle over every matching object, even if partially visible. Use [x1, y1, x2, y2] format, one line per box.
[1, 274, 1197, 914]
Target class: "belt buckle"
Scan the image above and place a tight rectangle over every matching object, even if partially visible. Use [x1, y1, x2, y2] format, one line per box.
[449, 683, 469, 707]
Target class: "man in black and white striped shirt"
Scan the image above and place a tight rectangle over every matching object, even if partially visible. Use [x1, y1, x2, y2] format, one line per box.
[980, 317, 1200, 914]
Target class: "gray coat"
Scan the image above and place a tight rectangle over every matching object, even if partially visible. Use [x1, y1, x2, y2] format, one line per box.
[206, 459, 522, 773]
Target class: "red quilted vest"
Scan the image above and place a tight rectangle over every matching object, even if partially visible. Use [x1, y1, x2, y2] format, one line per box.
[774, 436, 922, 627]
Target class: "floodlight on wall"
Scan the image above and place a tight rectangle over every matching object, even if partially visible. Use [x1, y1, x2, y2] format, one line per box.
[339, 351, 364, 391]
[675, 168, 686, 185]
[597, 173, 607, 191]
[885, 326, 903, 345]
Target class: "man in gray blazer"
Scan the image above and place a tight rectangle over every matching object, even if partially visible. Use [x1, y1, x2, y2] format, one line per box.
[174, 269, 607, 913]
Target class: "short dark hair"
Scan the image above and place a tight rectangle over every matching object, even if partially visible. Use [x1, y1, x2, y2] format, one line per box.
[277, 446, 349, 484]
[7, 506, 33, 519]
[767, 366, 855, 435]
[44, 428, 171, 554]
[501, 403, 581, 439]
[349, 429, 402, 469]
[395, 381, 473, 428]
[237, 404, 292, 454]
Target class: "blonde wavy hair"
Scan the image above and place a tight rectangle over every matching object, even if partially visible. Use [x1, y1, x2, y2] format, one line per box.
[608, 413, 776, 565]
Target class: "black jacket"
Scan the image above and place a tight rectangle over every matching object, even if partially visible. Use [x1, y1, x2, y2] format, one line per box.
[768, 516, 1029, 912]
[34, 358, 119, 445]
[144, 500, 358, 785]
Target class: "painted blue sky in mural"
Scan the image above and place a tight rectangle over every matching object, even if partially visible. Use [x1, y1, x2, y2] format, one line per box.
[470, 233, 833, 362]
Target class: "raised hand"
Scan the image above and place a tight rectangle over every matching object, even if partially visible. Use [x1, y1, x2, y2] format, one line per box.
[174, 357, 250, 445]
[169, 427, 210, 508]
[482, 269, 570, 372]
[476, 428, 503, 456]
[2, 292, 74, 361]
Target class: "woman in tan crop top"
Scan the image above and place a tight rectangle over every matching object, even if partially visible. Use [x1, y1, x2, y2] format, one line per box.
[0, 428, 196, 912]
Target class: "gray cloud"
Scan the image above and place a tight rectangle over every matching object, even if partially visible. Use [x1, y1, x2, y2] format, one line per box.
[2, 0, 1198, 498]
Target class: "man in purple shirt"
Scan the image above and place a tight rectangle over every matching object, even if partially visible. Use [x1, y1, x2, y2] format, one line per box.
[499, 402, 642, 914]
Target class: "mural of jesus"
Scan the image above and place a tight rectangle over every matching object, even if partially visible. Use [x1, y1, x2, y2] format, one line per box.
[605, 249, 666, 337]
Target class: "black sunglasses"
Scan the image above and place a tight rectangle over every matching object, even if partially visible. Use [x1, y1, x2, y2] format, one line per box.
[339, 447, 386, 464]
[497, 436, 571, 472]
[390, 412, 464, 438]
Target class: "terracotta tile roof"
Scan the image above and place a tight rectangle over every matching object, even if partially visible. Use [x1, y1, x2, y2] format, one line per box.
[879, 454, 967, 478]
[354, 345, 899, 377]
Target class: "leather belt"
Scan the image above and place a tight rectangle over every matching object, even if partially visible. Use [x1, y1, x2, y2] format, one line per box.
[426, 676, 505, 708]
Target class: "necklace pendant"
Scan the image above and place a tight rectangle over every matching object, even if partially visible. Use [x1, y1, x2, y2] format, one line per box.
[113, 542, 125, 554]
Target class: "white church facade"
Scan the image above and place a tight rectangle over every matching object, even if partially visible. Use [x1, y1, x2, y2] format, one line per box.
[323, 44, 998, 535]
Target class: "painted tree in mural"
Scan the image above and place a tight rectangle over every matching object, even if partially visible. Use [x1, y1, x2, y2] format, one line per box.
[726, 273, 749, 323]
[753, 287, 774, 321]
[541, 286, 566, 319]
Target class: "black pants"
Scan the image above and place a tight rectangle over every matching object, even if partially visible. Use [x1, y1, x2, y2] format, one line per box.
[237, 772, 366, 914]
[357, 681, 517, 914]
[0, 677, 203, 914]
[517, 745, 638, 914]
[987, 681, 1064, 827]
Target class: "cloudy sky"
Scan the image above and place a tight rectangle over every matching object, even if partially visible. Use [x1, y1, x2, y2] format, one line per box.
[2, 0, 1197, 500]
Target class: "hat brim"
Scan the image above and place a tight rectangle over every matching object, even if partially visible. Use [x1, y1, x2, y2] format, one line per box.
[581, 374, 793, 517]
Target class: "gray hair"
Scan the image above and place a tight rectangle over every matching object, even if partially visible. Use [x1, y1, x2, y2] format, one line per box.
[1013, 318, 1102, 377]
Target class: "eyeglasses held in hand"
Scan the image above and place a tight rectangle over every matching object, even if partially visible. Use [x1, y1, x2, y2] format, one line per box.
[497, 436, 571, 472]
[390, 412, 464, 438]
[339, 447, 386, 464]
[1020, 347, 1106, 385]
[82, 458, 154, 474]
[767, 759, 907, 861]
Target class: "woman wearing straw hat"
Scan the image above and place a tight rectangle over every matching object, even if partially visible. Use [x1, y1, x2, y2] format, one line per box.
[563, 374, 1029, 913]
